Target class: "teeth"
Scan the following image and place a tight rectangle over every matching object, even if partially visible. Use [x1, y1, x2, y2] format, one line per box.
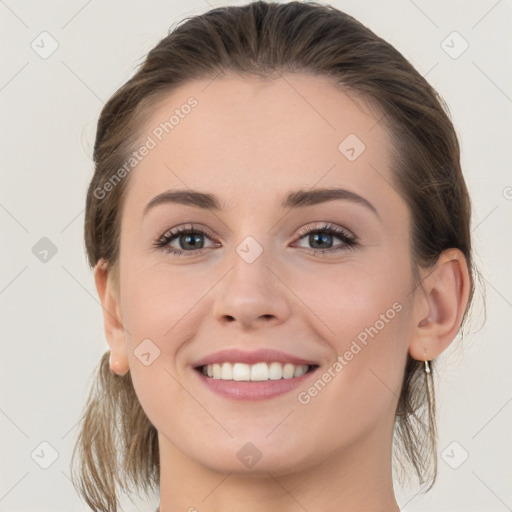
[293, 364, 308, 377]
[282, 363, 295, 379]
[221, 362, 232, 380]
[268, 361, 283, 380]
[251, 362, 269, 381]
[233, 363, 250, 381]
[201, 362, 310, 381]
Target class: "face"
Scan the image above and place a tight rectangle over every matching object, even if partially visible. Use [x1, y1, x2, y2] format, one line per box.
[112, 73, 418, 475]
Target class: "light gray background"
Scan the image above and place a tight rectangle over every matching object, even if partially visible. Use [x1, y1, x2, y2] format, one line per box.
[1, 1, 511, 511]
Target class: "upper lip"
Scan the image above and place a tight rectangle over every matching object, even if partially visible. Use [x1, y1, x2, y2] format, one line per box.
[192, 348, 318, 368]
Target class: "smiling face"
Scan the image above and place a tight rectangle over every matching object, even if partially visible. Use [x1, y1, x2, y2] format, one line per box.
[106, 73, 421, 475]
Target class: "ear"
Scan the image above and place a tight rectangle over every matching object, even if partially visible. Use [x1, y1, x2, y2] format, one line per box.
[409, 248, 471, 362]
[94, 259, 130, 375]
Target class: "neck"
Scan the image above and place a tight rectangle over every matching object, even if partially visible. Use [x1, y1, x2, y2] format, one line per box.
[157, 424, 400, 512]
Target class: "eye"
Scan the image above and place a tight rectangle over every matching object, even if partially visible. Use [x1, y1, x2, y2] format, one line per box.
[154, 222, 358, 257]
[293, 223, 358, 254]
[153, 224, 219, 257]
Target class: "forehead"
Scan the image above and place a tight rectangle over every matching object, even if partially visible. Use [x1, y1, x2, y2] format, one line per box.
[124, 73, 400, 215]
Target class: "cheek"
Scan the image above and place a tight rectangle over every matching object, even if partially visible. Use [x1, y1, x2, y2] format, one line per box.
[118, 263, 216, 407]
[120, 264, 210, 341]
[291, 258, 412, 413]
[118, 269, 205, 424]
[290, 315, 409, 453]
[294, 255, 410, 346]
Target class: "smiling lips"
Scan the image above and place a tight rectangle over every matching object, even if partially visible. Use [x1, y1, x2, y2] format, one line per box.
[193, 348, 319, 400]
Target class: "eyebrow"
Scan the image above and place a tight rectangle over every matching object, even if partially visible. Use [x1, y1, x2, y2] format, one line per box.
[143, 187, 379, 218]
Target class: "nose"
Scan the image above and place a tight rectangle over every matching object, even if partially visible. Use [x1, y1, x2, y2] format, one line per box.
[212, 249, 291, 331]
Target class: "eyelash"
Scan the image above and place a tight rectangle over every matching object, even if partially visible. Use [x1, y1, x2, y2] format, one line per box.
[153, 223, 358, 257]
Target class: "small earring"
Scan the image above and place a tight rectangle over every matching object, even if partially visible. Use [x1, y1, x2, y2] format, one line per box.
[423, 348, 431, 374]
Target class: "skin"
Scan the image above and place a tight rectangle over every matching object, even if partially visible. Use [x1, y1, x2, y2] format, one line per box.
[95, 73, 470, 512]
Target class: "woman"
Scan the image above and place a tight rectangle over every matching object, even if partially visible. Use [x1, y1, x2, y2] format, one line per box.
[71, 2, 475, 511]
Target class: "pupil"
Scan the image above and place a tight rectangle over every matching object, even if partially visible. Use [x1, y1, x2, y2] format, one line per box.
[181, 233, 204, 250]
[310, 233, 332, 249]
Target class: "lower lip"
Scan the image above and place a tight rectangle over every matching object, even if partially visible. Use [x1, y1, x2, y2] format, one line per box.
[194, 368, 318, 401]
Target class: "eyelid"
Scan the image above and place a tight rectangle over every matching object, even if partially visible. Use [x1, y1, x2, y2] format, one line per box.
[294, 222, 356, 240]
[159, 223, 216, 239]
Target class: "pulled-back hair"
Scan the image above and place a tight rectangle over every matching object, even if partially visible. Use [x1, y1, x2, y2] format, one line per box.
[71, 2, 475, 511]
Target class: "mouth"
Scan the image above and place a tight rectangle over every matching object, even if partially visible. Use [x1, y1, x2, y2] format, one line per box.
[195, 362, 318, 381]
[192, 348, 320, 400]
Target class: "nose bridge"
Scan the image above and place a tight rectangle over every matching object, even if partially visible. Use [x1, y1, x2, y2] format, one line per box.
[212, 231, 290, 329]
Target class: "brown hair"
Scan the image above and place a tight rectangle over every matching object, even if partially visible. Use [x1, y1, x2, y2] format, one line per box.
[71, 1, 475, 510]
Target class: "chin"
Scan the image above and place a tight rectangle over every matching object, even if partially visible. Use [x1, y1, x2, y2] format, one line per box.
[186, 434, 316, 477]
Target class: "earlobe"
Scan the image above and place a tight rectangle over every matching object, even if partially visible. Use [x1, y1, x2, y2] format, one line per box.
[94, 260, 130, 375]
[409, 249, 470, 362]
